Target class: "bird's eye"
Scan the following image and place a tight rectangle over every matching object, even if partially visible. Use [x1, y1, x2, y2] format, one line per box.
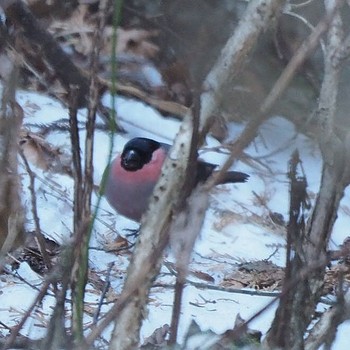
[121, 149, 143, 171]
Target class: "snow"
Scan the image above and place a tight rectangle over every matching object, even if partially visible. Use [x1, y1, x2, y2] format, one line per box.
[1, 88, 350, 349]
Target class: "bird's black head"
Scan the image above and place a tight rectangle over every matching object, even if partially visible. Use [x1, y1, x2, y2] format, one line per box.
[121, 137, 162, 171]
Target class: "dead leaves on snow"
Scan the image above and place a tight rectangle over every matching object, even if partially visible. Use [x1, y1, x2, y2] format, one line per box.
[222, 259, 350, 296]
[222, 260, 284, 291]
[19, 131, 72, 176]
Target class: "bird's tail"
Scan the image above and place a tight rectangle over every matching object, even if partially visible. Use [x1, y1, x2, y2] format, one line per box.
[219, 171, 249, 184]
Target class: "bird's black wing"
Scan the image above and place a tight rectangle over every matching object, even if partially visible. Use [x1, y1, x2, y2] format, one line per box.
[197, 161, 249, 184]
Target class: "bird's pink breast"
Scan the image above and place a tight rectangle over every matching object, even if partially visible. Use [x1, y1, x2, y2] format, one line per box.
[105, 148, 167, 221]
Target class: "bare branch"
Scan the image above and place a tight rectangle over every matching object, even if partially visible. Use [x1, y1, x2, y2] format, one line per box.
[168, 186, 210, 344]
[0, 60, 24, 263]
[19, 151, 52, 272]
[108, 114, 194, 349]
[200, 0, 285, 135]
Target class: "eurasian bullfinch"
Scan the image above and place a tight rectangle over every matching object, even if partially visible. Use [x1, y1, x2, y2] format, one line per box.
[104, 137, 249, 221]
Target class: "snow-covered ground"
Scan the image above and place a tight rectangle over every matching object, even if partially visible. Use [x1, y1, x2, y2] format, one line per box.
[1, 89, 350, 349]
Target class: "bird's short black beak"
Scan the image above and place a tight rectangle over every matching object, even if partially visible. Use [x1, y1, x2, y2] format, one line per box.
[122, 150, 142, 171]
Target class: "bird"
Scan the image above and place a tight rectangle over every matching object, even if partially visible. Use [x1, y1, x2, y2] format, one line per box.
[104, 137, 249, 221]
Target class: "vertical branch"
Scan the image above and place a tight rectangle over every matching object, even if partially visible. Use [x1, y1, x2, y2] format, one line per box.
[0, 59, 24, 263]
[83, 0, 109, 215]
[168, 186, 210, 344]
[69, 0, 111, 345]
[168, 90, 201, 344]
[68, 84, 85, 342]
[286, 151, 311, 278]
[42, 246, 74, 350]
[97, 0, 122, 200]
[267, 150, 311, 348]
[305, 0, 345, 272]
[19, 151, 52, 271]
[68, 86, 83, 232]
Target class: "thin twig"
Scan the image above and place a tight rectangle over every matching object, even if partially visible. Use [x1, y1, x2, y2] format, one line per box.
[68, 86, 83, 230]
[70, 1, 112, 344]
[168, 88, 202, 345]
[19, 150, 52, 272]
[290, 0, 318, 9]
[93, 262, 115, 324]
[284, 10, 326, 55]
